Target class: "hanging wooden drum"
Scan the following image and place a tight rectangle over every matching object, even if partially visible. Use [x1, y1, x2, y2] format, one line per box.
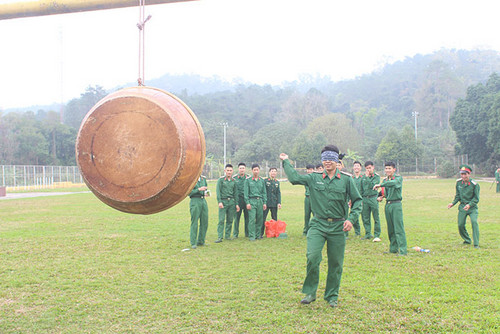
[75, 86, 206, 214]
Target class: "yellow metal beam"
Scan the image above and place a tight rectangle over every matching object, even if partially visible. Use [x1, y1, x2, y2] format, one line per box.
[0, 0, 196, 20]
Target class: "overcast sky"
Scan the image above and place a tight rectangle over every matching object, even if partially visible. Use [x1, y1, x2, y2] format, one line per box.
[0, 0, 499, 109]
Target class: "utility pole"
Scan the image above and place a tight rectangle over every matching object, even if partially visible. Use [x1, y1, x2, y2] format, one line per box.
[221, 122, 228, 167]
[412, 111, 419, 175]
[59, 25, 64, 124]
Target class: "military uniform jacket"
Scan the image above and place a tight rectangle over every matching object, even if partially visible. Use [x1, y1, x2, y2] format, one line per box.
[304, 184, 310, 197]
[216, 176, 239, 203]
[283, 159, 362, 221]
[244, 176, 267, 205]
[265, 177, 281, 207]
[352, 174, 362, 191]
[189, 176, 207, 198]
[233, 174, 249, 199]
[380, 175, 403, 201]
[452, 178, 480, 210]
[360, 173, 381, 198]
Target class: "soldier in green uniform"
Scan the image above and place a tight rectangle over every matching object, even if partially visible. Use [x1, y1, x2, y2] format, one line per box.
[261, 167, 282, 237]
[495, 167, 500, 193]
[303, 164, 315, 236]
[280, 145, 362, 308]
[215, 164, 240, 243]
[346, 161, 363, 238]
[233, 162, 250, 238]
[360, 161, 382, 242]
[336, 153, 345, 172]
[447, 164, 480, 248]
[244, 164, 267, 241]
[188, 175, 209, 249]
[374, 162, 407, 255]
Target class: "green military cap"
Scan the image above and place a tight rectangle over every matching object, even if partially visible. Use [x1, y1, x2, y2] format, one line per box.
[459, 164, 472, 174]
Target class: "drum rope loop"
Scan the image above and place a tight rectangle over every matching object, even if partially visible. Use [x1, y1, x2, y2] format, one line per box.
[137, 0, 151, 86]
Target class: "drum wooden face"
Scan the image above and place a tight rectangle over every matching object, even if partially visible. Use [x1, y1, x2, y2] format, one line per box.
[76, 87, 205, 214]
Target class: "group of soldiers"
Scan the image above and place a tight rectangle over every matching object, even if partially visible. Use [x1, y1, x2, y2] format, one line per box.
[188, 144, 484, 309]
[284, 147, 483, 308]
[188, 162, 282, 249]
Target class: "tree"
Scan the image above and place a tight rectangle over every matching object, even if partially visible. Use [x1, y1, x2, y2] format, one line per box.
[64, 85, 108, 129]
[450, 73, 500, 165]
[302, 113, 361, 154]
[343, 148, 364, 166]
[291, 132, 327, 165]
[414, 60, 464, 129]
[233, 123, 297, 163]
[375, 125, 422, 165]
[0, 114, 18, 164]
[279, 88, 329, 128]
[16, 125, 50, 165]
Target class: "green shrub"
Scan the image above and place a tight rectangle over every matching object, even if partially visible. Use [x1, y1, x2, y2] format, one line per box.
[437, 161, 456, 178]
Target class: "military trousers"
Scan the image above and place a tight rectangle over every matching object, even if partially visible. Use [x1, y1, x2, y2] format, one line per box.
[234, 196, 249, 237]
[262, 206, 278, 237]
[362, 197, 381, 238]
[457, 207, 479, 246]
[190, 197, 208, 246]
[385, 202, 407, 255]
[303, 196, 312, 235]
[302, 217, 346, 303]
[247, 198, 263, 241]
[497, 182, 500, 193]
[218, 199, 236, 239]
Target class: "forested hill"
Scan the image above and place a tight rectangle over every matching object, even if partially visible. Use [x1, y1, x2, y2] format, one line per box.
[2, 49, 500, 170]
[175, 49, 500, 167]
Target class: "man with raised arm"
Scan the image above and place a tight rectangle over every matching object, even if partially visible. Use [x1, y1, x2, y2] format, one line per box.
[280, 145, 362, 308]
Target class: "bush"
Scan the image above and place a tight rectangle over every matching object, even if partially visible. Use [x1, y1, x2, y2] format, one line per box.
[437, 161, 456, 178]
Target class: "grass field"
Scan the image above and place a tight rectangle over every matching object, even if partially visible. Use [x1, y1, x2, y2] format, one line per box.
[0, 179, 498, 333]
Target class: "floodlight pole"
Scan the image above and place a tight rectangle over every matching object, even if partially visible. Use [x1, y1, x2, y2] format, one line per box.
[221, 122, 228, 167]
[412, 111, 419, 175]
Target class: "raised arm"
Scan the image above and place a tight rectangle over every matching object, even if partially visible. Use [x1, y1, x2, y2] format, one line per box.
[280, 153, 310, 186]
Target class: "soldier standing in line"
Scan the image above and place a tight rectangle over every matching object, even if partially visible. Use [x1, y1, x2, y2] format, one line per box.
[261, 167, 282, 238]
[303, 164, 316, 236]
[447, 164, 481, 248]
[215, 164, 240, 243]
[188, 175, 209, 249]
[374, 162, 407, 256]
[233, 162, 249, 238]
[360, 161, 382, 242]
[346, 161, 363, 238]
[244, 164, 267, 241]
[336, 153, 346, 172]
[280, 145, 362, 308]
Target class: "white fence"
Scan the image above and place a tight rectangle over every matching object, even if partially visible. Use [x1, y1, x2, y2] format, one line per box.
[0, 165, 84, 190]
[0, 156, 478, 191]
